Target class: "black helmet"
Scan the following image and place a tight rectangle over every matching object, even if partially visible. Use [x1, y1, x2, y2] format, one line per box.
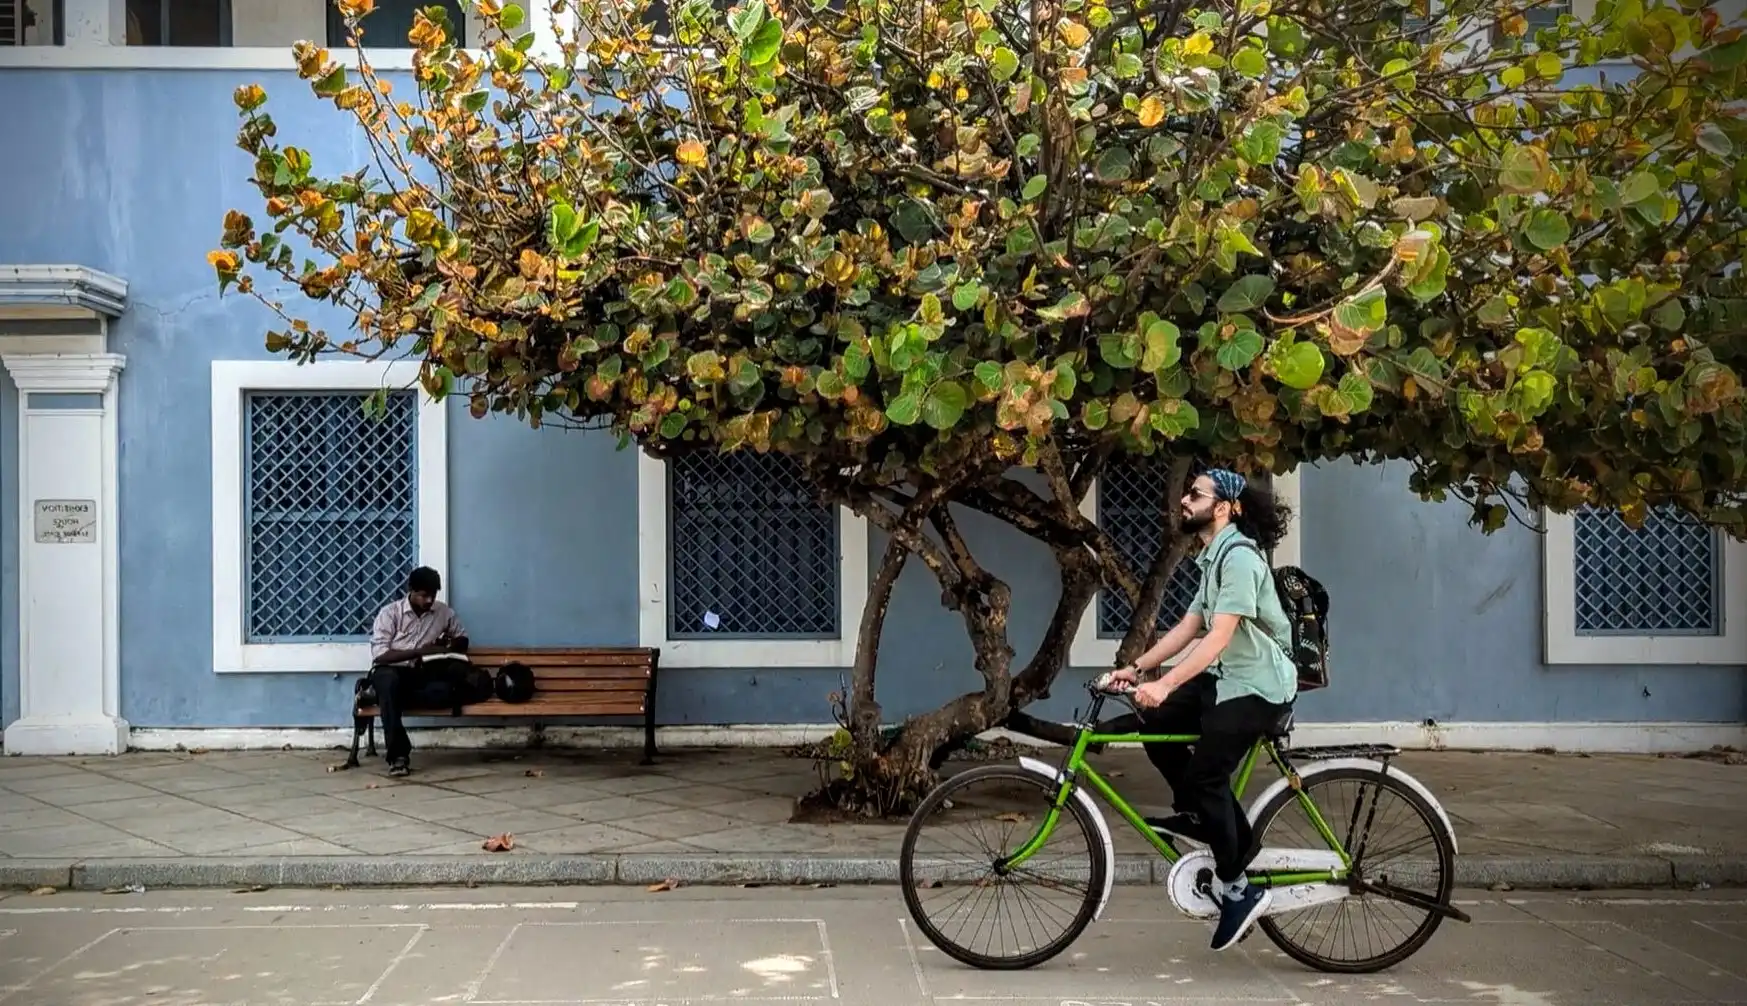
[494, 662, 536, 703]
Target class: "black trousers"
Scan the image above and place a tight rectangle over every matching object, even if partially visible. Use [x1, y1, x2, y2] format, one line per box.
[1139, 675, 1291, 883]
[367, 662, 456, 764]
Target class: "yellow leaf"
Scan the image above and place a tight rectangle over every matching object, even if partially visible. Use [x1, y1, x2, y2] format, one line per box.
[206, 249, 239, 272]
[676, 139, 708, 168]
[1138, 95, 1166, 128]
[1183, 33, 1214, 56]
[1058, 21, 1090, 47]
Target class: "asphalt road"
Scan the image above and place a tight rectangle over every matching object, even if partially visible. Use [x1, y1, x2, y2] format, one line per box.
[0, 884, 1741, 1005]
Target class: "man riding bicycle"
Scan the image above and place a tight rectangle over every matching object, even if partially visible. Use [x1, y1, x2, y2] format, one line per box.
[1102, 467, 1298, 951]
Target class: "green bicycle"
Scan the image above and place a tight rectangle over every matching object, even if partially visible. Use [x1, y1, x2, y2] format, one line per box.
[899, 678, 1470, 974]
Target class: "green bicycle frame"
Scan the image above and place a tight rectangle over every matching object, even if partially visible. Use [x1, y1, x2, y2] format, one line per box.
[1001, 726, 1354, 888]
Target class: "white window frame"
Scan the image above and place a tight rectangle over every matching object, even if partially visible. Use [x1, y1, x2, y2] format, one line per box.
[636, 449, 868, 668]
[1070, 468, 1303, 668]
[210, 359, 448, 674]
[1542, 509, 1746, 665]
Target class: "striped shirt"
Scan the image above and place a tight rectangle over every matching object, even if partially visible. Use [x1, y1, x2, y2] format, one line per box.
[369, 597, 467, 662]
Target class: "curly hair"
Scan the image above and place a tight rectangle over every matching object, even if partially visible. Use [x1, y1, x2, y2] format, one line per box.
[1231, 483, 1294, 554]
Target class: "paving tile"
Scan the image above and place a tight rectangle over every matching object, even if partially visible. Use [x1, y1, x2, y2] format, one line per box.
[639, 782, 780, 810]
[358, 792, 527, 824]
[2, 770, 116, 795]
[616, 807, 743, 842]
[0, 806, 99, 833]
[435, 808, 588, 839]
[71, 794, 211, 824]
[29, 780, 167, 807]
[325, 823, 484, 856]
[0, 823, 179, 858]
[514, 822, 664, 853]
[531, 794, 664, 824]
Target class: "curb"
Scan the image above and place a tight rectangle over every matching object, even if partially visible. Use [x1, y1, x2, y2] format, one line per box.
[2, 853, 1739, 893]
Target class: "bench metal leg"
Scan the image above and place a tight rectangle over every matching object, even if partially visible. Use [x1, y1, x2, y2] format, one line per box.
[642, 665, 659, 765]
[345, 713, 366, 769]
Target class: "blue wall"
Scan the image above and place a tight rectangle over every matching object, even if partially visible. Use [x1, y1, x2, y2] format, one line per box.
[0, 67, 1739, 732]
[1, 371, 17, 730]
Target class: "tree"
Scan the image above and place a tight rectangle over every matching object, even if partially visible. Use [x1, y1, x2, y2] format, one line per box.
[212, 0, 1747, 813]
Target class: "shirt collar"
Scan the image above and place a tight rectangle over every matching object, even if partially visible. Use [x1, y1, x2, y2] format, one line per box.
[1195, 523, 1246, 568]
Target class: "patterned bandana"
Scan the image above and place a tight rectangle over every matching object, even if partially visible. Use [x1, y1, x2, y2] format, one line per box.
[1206, 468, 1248, 502]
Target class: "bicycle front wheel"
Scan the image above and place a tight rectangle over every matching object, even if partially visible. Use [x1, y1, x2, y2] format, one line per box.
[899, 763, 1108, 971]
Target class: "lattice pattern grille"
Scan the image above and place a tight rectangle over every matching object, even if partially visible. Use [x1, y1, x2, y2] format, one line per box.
[1097, 455, 1202, 637]
[1574, 505, 1720, 635]
[668, 451, 839, 639]
[244, 391, 418, 642]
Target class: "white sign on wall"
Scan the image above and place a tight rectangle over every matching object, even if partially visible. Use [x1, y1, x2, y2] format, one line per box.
[33, 499, 96, 544]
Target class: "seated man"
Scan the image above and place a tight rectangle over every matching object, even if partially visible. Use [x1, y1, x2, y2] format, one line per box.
[368, 566, 468, 777]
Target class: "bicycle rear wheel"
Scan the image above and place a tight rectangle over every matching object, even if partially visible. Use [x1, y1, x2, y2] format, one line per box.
[1250, 765, 1456, 973]
[899, 763, 1107, 971]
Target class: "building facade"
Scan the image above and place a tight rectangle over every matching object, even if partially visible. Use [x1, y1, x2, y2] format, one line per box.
[1, 0, 1742, 757]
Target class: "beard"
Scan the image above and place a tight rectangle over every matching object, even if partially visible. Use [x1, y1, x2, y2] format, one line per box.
[1181, 509, 1214, 534]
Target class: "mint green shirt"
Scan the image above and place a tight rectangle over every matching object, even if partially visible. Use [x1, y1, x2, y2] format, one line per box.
[1187, 524, 1299, 706]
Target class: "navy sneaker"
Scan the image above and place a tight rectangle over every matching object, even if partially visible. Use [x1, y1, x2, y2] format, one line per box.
[1211, 883, 1271, 951]
[1145, 812, 1210, 845]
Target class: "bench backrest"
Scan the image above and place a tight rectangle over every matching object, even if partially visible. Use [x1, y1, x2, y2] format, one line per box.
[461, 647, 658, 716]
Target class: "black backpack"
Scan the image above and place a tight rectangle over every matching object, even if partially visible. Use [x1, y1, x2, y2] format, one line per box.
[1209, 538, 1330, 691]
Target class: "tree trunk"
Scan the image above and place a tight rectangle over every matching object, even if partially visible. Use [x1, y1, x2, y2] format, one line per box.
[802, 450, 1200, 817]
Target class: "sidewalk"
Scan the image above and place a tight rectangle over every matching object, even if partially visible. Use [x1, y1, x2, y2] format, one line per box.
[0, 743, 1741, 891]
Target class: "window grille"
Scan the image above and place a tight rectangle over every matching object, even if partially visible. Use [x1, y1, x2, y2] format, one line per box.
[1573, 505, 1721, 636]
[244, 391, 418, 642]
[667, 451, 839, 640]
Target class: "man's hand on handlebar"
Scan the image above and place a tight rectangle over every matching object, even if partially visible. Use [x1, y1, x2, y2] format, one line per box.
[1093, 666, 1140, 693]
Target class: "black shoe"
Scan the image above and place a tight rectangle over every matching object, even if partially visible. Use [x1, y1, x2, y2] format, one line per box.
[388, 759, 411, 778]
[1146, 812, 1211, 844]
[1211, 883, 1271, 951]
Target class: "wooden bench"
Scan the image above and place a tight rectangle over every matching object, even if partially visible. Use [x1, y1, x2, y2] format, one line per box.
[345, 646, 661, 768]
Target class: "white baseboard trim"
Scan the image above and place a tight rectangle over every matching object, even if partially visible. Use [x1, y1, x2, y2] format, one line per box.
[124, 721, 1747, 755]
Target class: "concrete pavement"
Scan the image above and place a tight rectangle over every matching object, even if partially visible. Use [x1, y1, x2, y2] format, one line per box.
[1, 745, 1744, 891]
[0, 885, 1743, 1004]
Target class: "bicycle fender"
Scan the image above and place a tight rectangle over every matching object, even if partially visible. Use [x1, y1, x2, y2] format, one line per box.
[1016, 755, 1117, 921]
[1244, 758, 1460, 855]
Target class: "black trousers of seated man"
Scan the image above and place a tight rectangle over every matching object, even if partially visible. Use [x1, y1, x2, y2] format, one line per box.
[1136, 674, 1292, 884]
[368, 660, 462, 765]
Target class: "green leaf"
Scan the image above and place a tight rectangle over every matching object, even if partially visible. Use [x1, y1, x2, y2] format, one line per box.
[990, 46, 1020, 80]
[1651, 297, 1686, 331]
[1335, 287, 1389, 334]
[744, 218, 776, 244]
[1499, 144, 1551, 194]
[952, 282, 983, 311]
[1273, 341, 1325, 389]
[1698, 123, 1734, 157]
[1022, 175, 1048, 201]
[565, 220, 599, 257]
[1217, 274, 1275, 313]
[1338, 371, 1375, 414]
[1140, 318, 1182, 372]
[745, 16, 784, 66]
[922, 380, 969, 429]
[1236, 121, 1282, 166]
[974, 360, 1004, 393]
[1016, 133, 1041, 157]
[313, 65, 348, 97]
[1231, 45, 1268, 77]
[1216, 330, 1265, 371]
[886, 392, 922, 426]
[1095, 146, 1134, 182]
[729, 1, 766, 40]
[461, 90, 490, 113]
[1037, 290, 1088, 322]
[1151, 399, 1200, 438]
[1082, 399, 1110, 430]
[1524, 209, 1571, 250]
[499, 2, 526, 31]
[1619, 170, 1660, 206]
[1405, 247, 1450, 303]
[1099, 331, 1142, 369]
[659, 412, 688, 439]
[1114, 52, 1143, 78]
[1533, 51, 1563, 80]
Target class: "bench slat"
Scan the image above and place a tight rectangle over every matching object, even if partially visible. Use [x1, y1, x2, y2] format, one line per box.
[519, 667, 650, 681]
[467, 650, 654, 668]
[357, 697, 647, 717]
[519, 679, 651, 693]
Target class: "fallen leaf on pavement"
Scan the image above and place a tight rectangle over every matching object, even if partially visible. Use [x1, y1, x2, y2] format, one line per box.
[365, 782, 380, 790]
[232, 884, 270, 894]
[994, 812, 1027, 823]
[524, 769, 544, 778]
[29, 887, 55, 896]
[101, 883, 146, 895]
[482, 833, 515, 852]
[647, 878, 681, 893]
